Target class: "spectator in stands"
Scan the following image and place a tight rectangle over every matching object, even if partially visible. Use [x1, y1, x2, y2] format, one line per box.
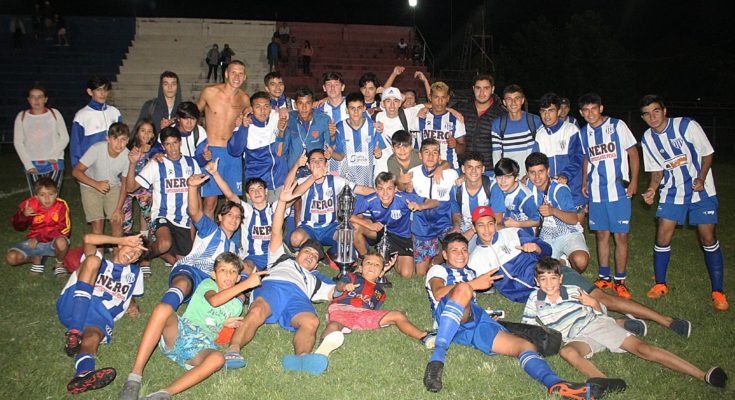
[267, 35, 280, 73]
[70, 76, 122, 168]
[456, 74, 504, 171]
[54, 13, 68, 46]
[412, 41, 424, 66]
[205, 44, 219, 83]
[397, 38, 408, 60]
[218, 44, 234, 83]
[278, 22, 291, 42]
[137, 71, 182, 131]
[302, 40, 313, 76]
[287, 36, 299, 76]
[14, 84, 69, 195]
[31, 3, 42, 41]
[10, 16, 26, 49]
[41, 1, 54, 38]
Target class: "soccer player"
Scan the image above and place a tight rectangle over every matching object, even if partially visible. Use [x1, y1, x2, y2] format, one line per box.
[639, 94, 728, 311]
[416, 82, 466, 169]
[559, 97, 580, 128]
[283, 87, 334, 170]
[491, 84, 541, 177]
[358, 72, 381, 111]
[166, 101, 206, 158]
[493, 158, 540, 235]
[318, 71, 347, 124]
[70, 76, 122, 168]
[578, 93, 639, 298]
[450, 151, 505, 240]
[264, 71, 295, 110]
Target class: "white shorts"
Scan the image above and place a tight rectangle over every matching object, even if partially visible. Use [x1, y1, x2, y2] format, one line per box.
[549, 232, 589, 259]
[567, 316, 632, 358]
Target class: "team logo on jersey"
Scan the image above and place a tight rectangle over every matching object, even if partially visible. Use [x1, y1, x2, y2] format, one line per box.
[604, 124, 615, 136]
[437, 187, 449, 198]
[443, 121, 455, 131]
[499, 244, 512, 254]
[325, 188, 334, 199]
[311, 130, 319, 138]
[671, 138, 685, 149]
[558, 139, 567, 152]
[391, 210, 402, 219]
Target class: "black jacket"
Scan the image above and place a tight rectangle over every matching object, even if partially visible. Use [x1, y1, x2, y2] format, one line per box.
[456, 94, 504, 170]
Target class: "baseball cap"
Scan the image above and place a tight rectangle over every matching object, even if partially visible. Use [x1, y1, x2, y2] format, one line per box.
[382, 87, 402, 101]
[471, 206, 495, 223]
[560, 97, 571, 106]
[300, 239, 325, 261]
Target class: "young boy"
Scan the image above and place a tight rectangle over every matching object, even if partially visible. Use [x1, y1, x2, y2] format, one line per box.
[386, 130, 422, 192]
[58, 233, 147, 394]
[450, 151, 505, 240]
[523, 257, 728, 393]
[351, 172, 439, 278]
[423, 233, 596, 398]
[72, 122, 130, 238]
[316, 252, 436, 356]
[7, 177, 70, 276]
[70, 76, 122, 168]
[493, 158, 540, 236]
[578, 93, 639, 299]
[139, 252, 266, 400]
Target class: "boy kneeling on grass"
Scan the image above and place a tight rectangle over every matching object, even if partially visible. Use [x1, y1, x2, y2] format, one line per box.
[315, 252, 436, 356]
[58, 233, 148, 394]
[522, 257, 728, 395]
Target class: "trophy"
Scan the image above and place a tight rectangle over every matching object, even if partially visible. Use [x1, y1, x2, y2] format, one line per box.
[334, 184, 356, 279]
[375, 226, 394, 288]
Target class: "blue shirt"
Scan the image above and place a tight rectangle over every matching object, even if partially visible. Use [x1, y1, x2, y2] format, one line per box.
[283, 110, 333, 169]
[353, 192, 423, 238]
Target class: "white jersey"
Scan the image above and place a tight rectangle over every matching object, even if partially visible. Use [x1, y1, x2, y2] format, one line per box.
[425, 263, 477, 313]
[641, 117, 716, 205]
[373, 105, 424, 178]
[176, 124, 207, 158]
[136, 156, 200, 228]
[417, 111, 467, 168]
[177, 215, 239, 273]
[534, 121, 581, 162]
[579, 117, 637, 202]
[265, 246, 335, 301]
[239, 200, 278, 259]
[297, 175, 355, 229]
[334, 118, 383, 187]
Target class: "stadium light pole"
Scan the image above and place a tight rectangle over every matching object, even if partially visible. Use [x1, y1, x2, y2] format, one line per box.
[409, 0, 417, 41]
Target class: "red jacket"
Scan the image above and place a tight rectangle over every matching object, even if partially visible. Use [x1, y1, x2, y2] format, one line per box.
[11, 197, 71, 242]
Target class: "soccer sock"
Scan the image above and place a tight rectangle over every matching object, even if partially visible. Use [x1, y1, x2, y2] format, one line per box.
[160, 288, 185, 311]
[597, 265, 611, 280]
[127, 373, 142, 383]
[430, 300, 464, 363]
[614, 272, 627, 284]
[518, 350, 562, 388]
[70, 281, 93, 332]
[30, 264, 45, 273]
[653, 244, 671, 284]
[75, 353, 95, 376]
[703, 241, 724, 292]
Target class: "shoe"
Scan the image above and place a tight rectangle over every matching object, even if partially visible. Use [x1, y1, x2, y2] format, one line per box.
[301, 354, 329, 375]
[593, 278, 614, 290]
[54, 265, 69, 278]
[614, 282, 632, 299]
[704, 366, 728, 388]
[282, 354, 303, 372]
[65, 329, 82, 357]
[712, 291, 729, 311]
[646, 283, 668, 299]
[67, 367, 116, 394]
[314, 331, 344, 356]
[622, 314, 647, 337]
[423, 360, 444, 393]
[549, 381, 594, 400]
[29, 264, 45, 274]
[420, 331, 437, 349]
[586, 377, 626, 394]
[144, 390, 173, 400]
[140, 265, 151, 278]
[117, 378, 141, 400]
[669, 318, 691, 338]
[224, 351, 246, 369]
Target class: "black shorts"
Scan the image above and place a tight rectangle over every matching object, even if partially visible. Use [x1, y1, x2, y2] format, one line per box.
[153, 218, 193, 257]
[369, 231, 414, 258]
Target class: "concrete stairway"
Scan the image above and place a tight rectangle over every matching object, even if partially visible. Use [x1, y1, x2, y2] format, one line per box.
[111, 18, 274, 123]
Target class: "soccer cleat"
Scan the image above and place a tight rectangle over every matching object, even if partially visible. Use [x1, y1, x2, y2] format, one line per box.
[613, 282, 632, 299]
[586, 377, 627, 394]
[67, 367, 116, 394]
[646, 283, 668, 299]
[29, 264, 45, 274]
[593, 278, 614, 290]
[117, 379, 142, 400]
[423, 360, 444, 393]
[712, 291, 729, 311]
[669, 318, 691, 338]
[549, 381, 594, 400]
[54, 266, 69, 278]
[621, 314, 647, 337]
[420, 331, 437, 349]
[65, 329, 83, 357]
[704, 366, 728, 388]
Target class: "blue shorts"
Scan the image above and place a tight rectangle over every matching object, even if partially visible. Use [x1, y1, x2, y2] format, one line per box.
[169, 264, 211, 303]
[252, 280, 316, 332]
[657, 196, 718, 226]
[10, 237, 68, 258]
[589, 198, 631, 233]
[244, 254, 268, 271]
[57, 289, 115, 343]
[294, 222, 338, 247]
[433, 299, 507, 356]
[202, 146, 242, 197]
[159, 317, 216, 370]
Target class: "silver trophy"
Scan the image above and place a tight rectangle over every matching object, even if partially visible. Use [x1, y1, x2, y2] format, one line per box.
[334, 185, 356, 279]
[375, 226, 393, 288]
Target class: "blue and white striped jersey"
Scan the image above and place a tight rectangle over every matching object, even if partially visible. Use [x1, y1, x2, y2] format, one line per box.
[417, 111, 466, 168]
[176, 215, 239, 273]
[239, 200, 277, 259]
[425, 263, 477, 313]
[501, 181, 540, 236]
[579, 117, 637, 202]
[334, 118, 386, 187]
[297, 175, 355, 229]
[533, 120, 585, 207]
[136, 156, 200, 228]
[450, 180, 506, 233]
[530, 180, 583, 242]
[317, 98, 347, 123]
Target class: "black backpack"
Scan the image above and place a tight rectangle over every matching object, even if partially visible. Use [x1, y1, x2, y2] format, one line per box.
[455, 175, 493, 208]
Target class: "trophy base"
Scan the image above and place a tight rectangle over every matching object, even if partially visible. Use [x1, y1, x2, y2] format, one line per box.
[376, 274, 392, 288]
[334, 261, 356, 280]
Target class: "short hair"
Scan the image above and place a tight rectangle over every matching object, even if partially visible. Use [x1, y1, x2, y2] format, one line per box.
[539, 92, 561, 109]
[218, 200, 245, 222]
[250, 91, 271, 103]
[130, 119, 158, 149]
[228, 60, 246, 69]
[525, 151, 549, 170]
[391, 130, 412, 146]
[461, 151, 484, 166]
[420, 138, 440, 152]
[403, 89, 417, 98]
[245, 177, 267, 192]
[27, 83, 47, 97]
[375, 172, 396, 187]
[345, 92, 365, 105]
[34, 177, 57, 193]
[639, 94, 666, 112]
[214, 251, 244, 273]
[322, 71, 344, 84]
[160, 71, 179, 84]
[362, 251, 385, 266]
[358, 72, 380, 88]
[176, 101, 200, 120]
[473, 74, 495, 87]
[307, 148, 326, 160]
[430, 82, 450, 95]
[502, 84, 524, 98]
[494, 157, 520, 177]
[108, 122, 130, 139]
[295, 87, 315, 102]
[534, 256, 562, 277]
[442, 232, 469, 248]
[264, 71, 283, 85]
[577, 92, 602, 109]
[158, 126, 181, 143]
[87, 76, 111, 91]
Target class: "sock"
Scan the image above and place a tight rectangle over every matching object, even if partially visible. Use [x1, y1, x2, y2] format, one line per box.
[614, 272, 627, 284]
[70, 281, 93, 331]
[160, 288, 185, 311]
[653, 244, 671, 284]
[30, 264, 45, 273]
[75, 353, 95, 376]
[597, 266, 611, 280]
[127, 373, 142, 383]
[703, 241, 724, 292]
[430, 300, 464, 363]
[519, 350, 562, 388]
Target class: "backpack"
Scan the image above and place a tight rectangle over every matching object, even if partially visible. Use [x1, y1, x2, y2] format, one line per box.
[455, 175, 493, 209]
[498, 112, 538, 159]
[371, 108, 409, 139]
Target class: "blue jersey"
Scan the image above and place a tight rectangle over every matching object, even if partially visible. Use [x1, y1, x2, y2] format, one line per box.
[297, 175, 354, 229]
[417, 111, 466, 168]
[70, 100, 122, 168]
[136, 155, 200, 228]
[641, 117, 716, 205]
[239, 200, 277, 260]
[579, 117, 637, 202]
[228, 111, 287, 189]
[317, 98, 347, 123]
[532, 120, 585, 207]
[334, 118, 386, 186]
[530, 180, 583, 242]
[283, 110, 333, 169]
[177, 215, 239, 273]
[501, 181, 539, 236]
[450, 180, 506, 233]
[491, 112, 542, 176]
[353, 192, 423, 238]
[410, 165, 458, 239]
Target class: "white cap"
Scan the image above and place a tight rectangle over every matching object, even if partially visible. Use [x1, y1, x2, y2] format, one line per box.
[382, 87, 402, 101]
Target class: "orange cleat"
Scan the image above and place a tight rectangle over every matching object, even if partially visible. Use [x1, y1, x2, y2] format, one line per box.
[712, 291, 729, 311]
[647, 283, 668, 299]
[593, 278, 614, 290]
[614, 282, 632, 299]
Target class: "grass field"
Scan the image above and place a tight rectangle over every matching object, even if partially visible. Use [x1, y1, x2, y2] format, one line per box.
[0, 152, 733, 400]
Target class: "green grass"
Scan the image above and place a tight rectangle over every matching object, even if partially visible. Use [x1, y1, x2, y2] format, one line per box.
[0, 153, 733, 399]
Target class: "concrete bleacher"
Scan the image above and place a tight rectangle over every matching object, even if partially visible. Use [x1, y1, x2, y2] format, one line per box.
[0, 16, 135, 144]
[112, 18, 274, 123]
